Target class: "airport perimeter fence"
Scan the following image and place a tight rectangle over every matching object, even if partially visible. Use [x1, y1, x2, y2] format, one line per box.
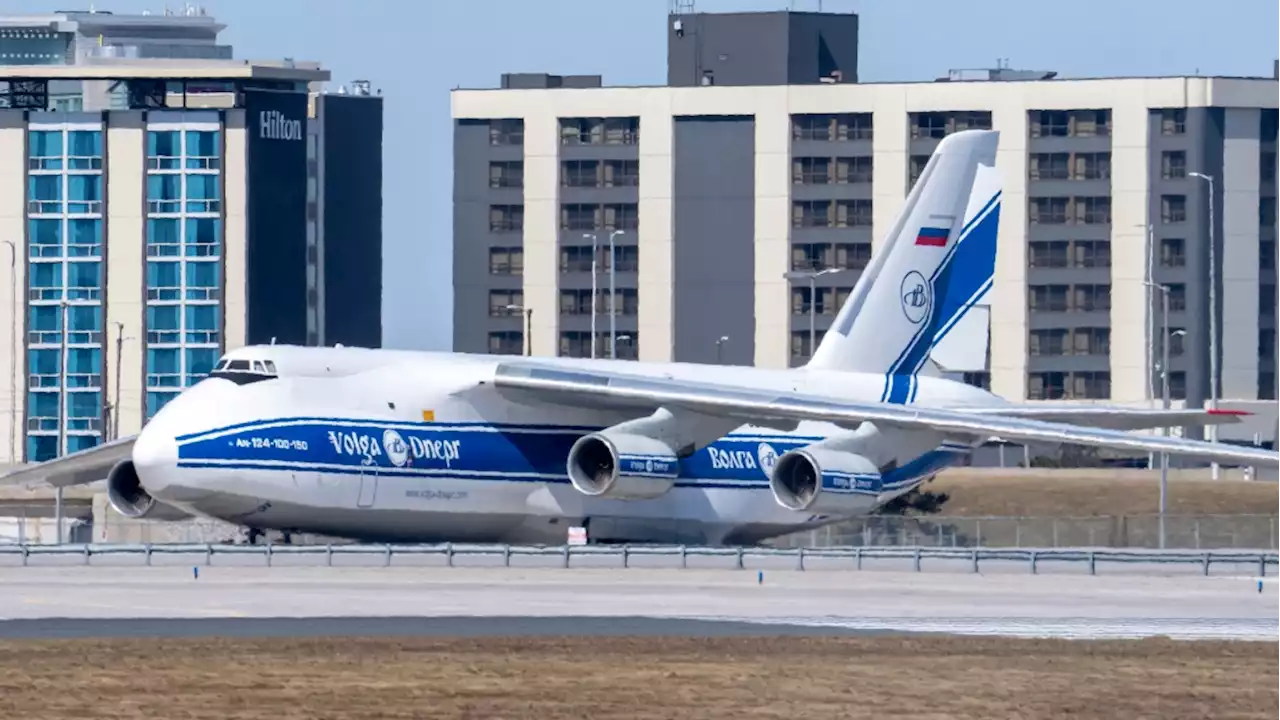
[2, 513, 1277, 550]
[0, 542, 1275, 577]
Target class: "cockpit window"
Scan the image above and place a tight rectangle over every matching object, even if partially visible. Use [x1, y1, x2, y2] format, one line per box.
[208, 357, 280, 386]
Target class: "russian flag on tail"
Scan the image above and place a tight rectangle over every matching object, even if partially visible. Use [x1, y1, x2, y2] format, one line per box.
[915, 226, 950, 247]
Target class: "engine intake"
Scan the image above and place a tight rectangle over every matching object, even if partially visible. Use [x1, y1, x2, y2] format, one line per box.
[106, 460, 192, 521]
[566, 431, 680, 500]
[770, 448, 883, 514]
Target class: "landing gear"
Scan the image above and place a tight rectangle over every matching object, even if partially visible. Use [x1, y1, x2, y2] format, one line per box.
[245, 527, 264, 545]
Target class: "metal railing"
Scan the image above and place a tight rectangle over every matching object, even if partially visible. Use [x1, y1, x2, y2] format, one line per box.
[0, 543, 1273, 577]
[770, 514, 1280, 550]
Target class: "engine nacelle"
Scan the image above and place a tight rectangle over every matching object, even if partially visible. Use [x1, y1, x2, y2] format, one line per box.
[566, 431, 680, 500]
[106, 461, 193, 521]
[769, 447, 884, 514]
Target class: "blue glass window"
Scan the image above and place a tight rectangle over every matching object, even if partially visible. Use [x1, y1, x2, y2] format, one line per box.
[28, 263, 62, 301]
[66, 348, 101, 388]
[186, 347, 218, 382]
[185, 130, 220, 170]
[147, 218, 181, 257]
[147, 348, 181, 387]
[185, 304, 219, 344]
[147, 130, 180, 170]
[68, 219, 102, 257]
[70, 303, 102, 335]
[147, 305, 180, 344]
[68, 435, 100, 453]
[185, 261, 219, 300]
[29, 305, 60, 338]
[67, 175, 102, 213]
[147, 174, 181, 213]
[29, 130, 62, 159]
[68, 130, 102, 157]
[185, 174, 220, 212]
[185, 217, 221, 257]
[29, 219, 62, 259]
[28, 175, 61, 213]
[27, 349, 60, 388]
[27, 435, 57, 462]
[67, 262, 101, 300]
[68, 391, 100, 418]
[147, 391, 179, 419]
[146, 261, 181, 301]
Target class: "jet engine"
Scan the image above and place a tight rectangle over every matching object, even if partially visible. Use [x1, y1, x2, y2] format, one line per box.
[106, 460, 193, 521]
[769, 447, 884, 514]
[566, 431, 681, 500]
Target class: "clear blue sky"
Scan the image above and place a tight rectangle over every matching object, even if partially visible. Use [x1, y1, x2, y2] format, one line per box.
[13, 0, 1280, 350]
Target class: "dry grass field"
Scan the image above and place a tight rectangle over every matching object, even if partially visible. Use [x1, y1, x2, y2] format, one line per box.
[0, 635, 1275, 720]
[922, 474, 1279, 517]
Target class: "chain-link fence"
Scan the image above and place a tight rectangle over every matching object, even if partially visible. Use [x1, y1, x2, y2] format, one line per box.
[770, 514, 1280, 550]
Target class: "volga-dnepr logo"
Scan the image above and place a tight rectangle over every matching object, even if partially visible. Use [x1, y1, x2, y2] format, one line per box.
[259, 109, 303, 141]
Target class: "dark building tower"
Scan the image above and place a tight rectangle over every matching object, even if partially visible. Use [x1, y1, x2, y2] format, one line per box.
[667, 10, 858, 87]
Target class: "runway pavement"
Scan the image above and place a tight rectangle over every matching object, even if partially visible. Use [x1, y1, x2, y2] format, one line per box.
[1, 567, 1275, 641]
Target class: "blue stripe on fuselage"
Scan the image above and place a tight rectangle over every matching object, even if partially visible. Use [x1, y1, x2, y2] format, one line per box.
[174, 419, 969, 495]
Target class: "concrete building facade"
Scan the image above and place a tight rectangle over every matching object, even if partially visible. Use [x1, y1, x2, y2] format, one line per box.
[451, 11, 1279, 421]
[0, 12, 384, 466]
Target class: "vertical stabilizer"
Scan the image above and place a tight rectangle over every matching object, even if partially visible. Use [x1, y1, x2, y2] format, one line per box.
[805, 130, 1002, 405]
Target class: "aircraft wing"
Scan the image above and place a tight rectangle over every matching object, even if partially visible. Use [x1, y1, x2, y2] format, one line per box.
[955, 406, 1251, 432]
[0, 435, 135, 489]
[492, 362, 1279, 468]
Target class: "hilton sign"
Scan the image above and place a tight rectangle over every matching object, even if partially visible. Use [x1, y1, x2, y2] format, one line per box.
[259, 109, 303, 141]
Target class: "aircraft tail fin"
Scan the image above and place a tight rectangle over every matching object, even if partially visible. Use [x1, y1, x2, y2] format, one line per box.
[805, 129, 1002, 405]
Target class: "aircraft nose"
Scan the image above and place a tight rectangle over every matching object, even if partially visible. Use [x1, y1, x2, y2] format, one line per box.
[131, 417, 178, 496]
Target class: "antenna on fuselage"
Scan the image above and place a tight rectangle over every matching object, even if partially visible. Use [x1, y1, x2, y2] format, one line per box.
[270, 337, 277, 345]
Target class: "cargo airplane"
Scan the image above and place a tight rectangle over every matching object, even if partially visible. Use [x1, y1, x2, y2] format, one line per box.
[4, 130, 1274, 546]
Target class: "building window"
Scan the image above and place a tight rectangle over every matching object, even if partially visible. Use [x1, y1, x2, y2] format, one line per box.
[835, 199, 872, 227]
[793, 157, 830, 184]
[790, 330, 826, 359]
[1260, 240, 1276, 271]
[1077, 197, 1111, 224]
[1028, 284, 1110, 312]
[793, 200, 829, 228]
[907, 155, 930, 189]
[910, 112, 948, 139]
[488, 247, 523, 275]
[561, 159, 640, 188]
[1159, 109, 1186, 136]
[1161, 195, 1187, 224]
[1167, 371, 1187, 400]
[489, 204, 524, 232]
[1073, 327, 1111, 356]
[1029, 197, 1068, 224]
[559, 203, 638, 231]
[1258, 330, 1275, 360]
[1161, 151, 1187, 180]
[559, 117, 640, 146]
[1261, 284, 1277, 317]
[488, 290, 524, 317]
[1262, 152, 1277, 184]
[1260, 371, 1277, 401]
[1160, 238, 1186, 268]
[962, 372, 990, 391]
[791, 113, 872, 141]
[1029, 153, 1069, 180]
[1027, 240, 1110, 269]
[792, 156, 872, 185]
[1029, 329, 1067, 356]
[1261, 197, 1277, 227]
[1262, 110, 1278, 143]
[1167, 283, 1187, 312]
[1028, 109, 1112, 138]
[144, 125, 224, 419]
[1028, 241, 1069, 268]
[488, 119, 524, 146]
[1028, 285, 1069, 312]
[604, 160, 640, 187]
[1028, 371, 1110, 400]
[1074, 152, 1111, 180]
[562, 160, 599, 188]
[489, 161, 523, 189]
[488, 331, 524, 355]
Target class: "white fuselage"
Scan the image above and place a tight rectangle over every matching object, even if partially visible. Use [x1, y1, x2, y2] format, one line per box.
[131, 348, 1005, 545]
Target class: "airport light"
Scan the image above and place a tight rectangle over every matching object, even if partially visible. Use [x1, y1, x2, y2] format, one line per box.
[505, 304, 533, 356]
[582, 233, 599, 358]
[1145, 280, 1187, 550]
[1189, 171, 1220, 480]
[715, 335, 729, 364]
[784, 267, 844, 359]
[607, 229, 626, 359]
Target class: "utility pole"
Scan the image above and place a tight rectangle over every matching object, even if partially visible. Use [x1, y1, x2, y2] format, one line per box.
[1145, 281, 1186, 551]
[2, 239, 15, 464]
[715, 335, 728, 364]
[56, 299, 68, 545]
[583, 233, 598, 359]
[112, 321, 124, 441]
[607, 230, 625, 359]
[784, 267, 842, 360]
[1189, 172, 1219, 479]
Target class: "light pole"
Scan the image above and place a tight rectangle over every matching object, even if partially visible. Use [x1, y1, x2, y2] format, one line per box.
[506, 304, 532, 356]
[582, 233, 598, 359]
[1144, 280, 1187, 550]
[2, 239, 15, 464]
[607, 229, 625, 359]
[1136, 223, 1156, 403]
[715, 335, 729, 365]
[614, 334, 632, 360]
[784, 267, 842, 359]
[56, 299, 68, 545]
[1189, 172, 1219, 479]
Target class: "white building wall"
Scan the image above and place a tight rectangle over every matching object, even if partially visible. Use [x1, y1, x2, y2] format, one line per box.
[222, 110, 249, 353]
[1220, 108, 1262, 399]
[453, 76, 1279, 402]
[0, 115, 25, 463]
[103, 113, 146, 437]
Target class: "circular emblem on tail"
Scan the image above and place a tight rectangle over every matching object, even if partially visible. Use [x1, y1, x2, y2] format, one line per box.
[757, 443, 778, 478]
[900, 271, 931, 325]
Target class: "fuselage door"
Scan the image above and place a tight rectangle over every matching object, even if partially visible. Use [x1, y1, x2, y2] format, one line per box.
[356, 465, 378, 508]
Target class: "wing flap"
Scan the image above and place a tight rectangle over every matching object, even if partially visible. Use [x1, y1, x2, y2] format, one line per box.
[0, 435, 136, 489]
[492, 362, 1278, 468]
[959, 406, 1250, 431]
